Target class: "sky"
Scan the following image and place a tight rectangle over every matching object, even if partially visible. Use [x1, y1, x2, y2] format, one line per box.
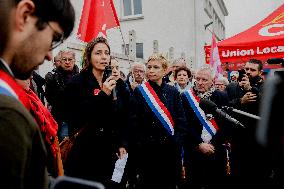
[223, 0, 284, 38]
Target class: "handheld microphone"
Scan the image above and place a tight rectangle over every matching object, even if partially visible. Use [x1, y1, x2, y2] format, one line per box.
[199, 99, 245, 128]
[103, 66, 117, 100]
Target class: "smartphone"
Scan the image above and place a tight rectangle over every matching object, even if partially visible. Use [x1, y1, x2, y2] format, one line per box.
[102, 65, 112, 82]
[238, 69, 246, 82]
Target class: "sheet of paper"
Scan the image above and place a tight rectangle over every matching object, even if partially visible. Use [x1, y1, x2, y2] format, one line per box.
[111, 153, 128, 183]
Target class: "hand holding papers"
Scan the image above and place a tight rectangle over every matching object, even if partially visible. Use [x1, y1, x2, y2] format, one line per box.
[111, 153, 128, 183]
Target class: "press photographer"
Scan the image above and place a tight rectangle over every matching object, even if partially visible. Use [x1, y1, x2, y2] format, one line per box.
[225, 59, 271, 188]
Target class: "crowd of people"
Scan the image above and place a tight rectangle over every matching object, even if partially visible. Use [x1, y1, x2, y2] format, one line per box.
[0, 0, 282, 189]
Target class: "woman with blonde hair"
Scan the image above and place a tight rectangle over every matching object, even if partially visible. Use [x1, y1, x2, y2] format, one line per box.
[129, 54, 187, 189]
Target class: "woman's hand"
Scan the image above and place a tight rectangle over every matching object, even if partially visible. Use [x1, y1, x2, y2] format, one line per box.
[101, 76, 116, 96]
[116, 147, 127, 159]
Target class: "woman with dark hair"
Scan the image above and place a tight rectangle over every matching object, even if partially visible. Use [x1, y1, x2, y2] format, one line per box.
[174, 66, 192, 93]
[63, 37, 129, 187]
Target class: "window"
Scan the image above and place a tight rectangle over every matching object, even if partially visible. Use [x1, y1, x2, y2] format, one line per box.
[122, 43, 144, 59]
[122, 0, 142, 17]
[136, 43, 143, 59]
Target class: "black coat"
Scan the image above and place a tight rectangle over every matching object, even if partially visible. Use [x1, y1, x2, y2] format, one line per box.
[129, 80, 188, 188]
[31, 71, 45, 104]
[181, 89, 231, 189]
[225, 78, 271, 187]
[45, 66, 79, 124]
[63, 69, 130, 185]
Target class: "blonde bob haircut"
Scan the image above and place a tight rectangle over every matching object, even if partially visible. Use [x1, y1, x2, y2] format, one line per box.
[147, 53, 169, 70]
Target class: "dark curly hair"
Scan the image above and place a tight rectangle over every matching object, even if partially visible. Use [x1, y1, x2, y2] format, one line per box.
[174, 66, 192, 80]
[81, 37, 110, 71]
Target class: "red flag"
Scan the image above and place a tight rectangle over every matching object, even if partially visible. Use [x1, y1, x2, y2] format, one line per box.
[77, 0, 120, 42]
[209, 34, 222, 79]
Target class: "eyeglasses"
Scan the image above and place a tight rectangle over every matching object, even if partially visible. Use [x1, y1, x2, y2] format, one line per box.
[133, 70, 145, 74]
[46, 22, 64, 50]
[61, 57, 74, 62]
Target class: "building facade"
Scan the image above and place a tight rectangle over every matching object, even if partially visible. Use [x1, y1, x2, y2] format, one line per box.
[39, 0, 228, 77]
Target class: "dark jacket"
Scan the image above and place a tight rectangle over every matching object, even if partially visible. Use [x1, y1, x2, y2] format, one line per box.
[31, 71, 46, 104]
[181, 89, 230, 148]
[45, 66, 79, 123]
[129, 80, 188, 188]
[63, 68, 130, 185]
[130, 80, 188, 146]
[225, 77, 270, 187]
[181, 89, 231, 188]
[0, 61, 48, 189]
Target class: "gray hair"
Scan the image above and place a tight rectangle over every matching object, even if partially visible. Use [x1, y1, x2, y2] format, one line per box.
[196, 65, 214, 80]
[130, 62, 146, 72]
[216, 76, 229, 86]
[59, 49, 76, 59]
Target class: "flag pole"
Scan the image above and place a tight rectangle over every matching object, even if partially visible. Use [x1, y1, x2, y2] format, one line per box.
[118, 27, 132, 67]
[206, 28, 222, 41]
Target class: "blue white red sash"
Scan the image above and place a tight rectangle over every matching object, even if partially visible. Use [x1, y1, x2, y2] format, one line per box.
[0, 70, 30, 109]
[138, 82, 175, 135]
[0, 70, 18, 98]
[184, 89, 219, 142]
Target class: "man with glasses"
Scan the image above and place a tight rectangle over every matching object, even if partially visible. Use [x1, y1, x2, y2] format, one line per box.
[127, 62, 146, 92]
[0, 0, 75, 188]
[45, 50, 79, 141]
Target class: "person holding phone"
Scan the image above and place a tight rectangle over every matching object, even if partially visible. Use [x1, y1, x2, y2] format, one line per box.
[63, 37, 128, 188]
[225, 59, 271, 188]
[126, 62, 146, 93]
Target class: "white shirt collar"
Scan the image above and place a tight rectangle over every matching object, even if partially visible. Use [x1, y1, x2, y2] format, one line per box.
[0, 58, 14, 76]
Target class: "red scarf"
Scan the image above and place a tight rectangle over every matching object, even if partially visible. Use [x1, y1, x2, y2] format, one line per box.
[0, 70, 30, 109]
[1, 69, 58, 157]
[25, 89, 58, 157]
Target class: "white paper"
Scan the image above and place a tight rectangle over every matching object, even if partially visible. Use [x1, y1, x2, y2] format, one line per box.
[111, 153, 128, 183]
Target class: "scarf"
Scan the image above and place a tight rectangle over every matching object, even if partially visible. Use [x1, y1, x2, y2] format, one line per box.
[25, 89, 58, 157]
[193, 84, 216, 100]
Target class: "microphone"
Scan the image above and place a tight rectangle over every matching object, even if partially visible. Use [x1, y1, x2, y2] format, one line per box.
[103, 65, 117, 100]
[222, 106, 261, 120]
[199, 99, 245, 128]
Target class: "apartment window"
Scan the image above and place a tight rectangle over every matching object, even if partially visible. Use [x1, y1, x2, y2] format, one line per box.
[122, 43, 144, 59]
[122, 0, 142, 17]
[136, 43, 143, 58]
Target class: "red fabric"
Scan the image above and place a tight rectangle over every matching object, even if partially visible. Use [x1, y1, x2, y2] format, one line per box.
[26, 89, 58, 158]
[205, 3, 284, 63]
[0, 70, 30, 110]
[77, 0, 120, 42]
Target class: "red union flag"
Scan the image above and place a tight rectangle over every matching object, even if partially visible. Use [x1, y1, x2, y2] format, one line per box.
[209, 34, 222, 79]
[77, 0, 120, 42]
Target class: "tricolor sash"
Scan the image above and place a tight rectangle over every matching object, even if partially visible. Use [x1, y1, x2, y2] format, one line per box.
[0, 69, 30, 109]
[138, 82, 175, 135]
[184, 89, 219, 142]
